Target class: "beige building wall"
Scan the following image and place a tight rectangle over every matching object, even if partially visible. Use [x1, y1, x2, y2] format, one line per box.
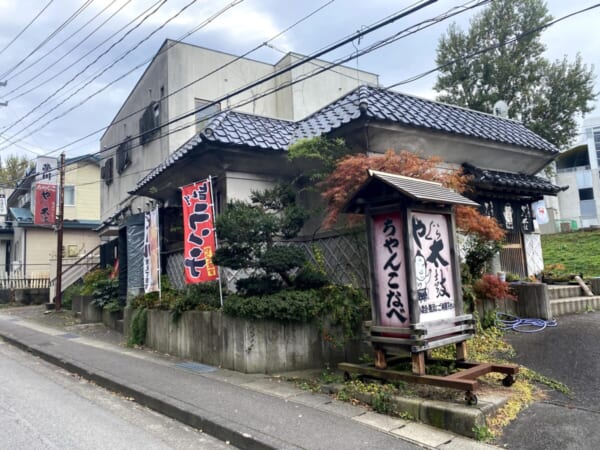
[100, 41, 380, 224]
[64, 160, 101, 221]
[22, 228, 100, 277]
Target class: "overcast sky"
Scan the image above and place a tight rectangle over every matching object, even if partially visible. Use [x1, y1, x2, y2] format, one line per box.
[0, 0, 598, 160]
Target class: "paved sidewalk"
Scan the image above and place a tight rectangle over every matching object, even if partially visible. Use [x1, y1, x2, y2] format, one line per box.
[0, 308, 497, 450]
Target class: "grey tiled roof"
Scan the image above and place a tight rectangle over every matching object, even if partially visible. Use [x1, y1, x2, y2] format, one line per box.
[463, 163, 564, 195]
[134, 85, 558, 192]
[295, 86, 557, 153]
[204, 110, 295, 150]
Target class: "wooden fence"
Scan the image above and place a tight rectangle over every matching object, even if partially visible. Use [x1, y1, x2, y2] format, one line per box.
[0, 271, 50, 289]
[166, 229, 371, 293]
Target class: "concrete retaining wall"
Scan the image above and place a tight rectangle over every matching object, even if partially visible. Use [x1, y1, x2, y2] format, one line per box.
[475, 282, 551, 320]
[0, 288, 49, 305]
[72, 295, 103, 323]
[510, 282, 551, 320]
[139, 309, 360, 373]
[591, 278, 600, 296]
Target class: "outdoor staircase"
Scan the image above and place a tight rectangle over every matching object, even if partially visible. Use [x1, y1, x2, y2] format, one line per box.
[548, 284, 600, 316]
[49, 245, 100, 302]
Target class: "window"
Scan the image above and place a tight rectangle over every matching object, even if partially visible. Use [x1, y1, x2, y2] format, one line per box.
[116, 137, 131, 174]
[579, 188, 594, 201]
[64, 186, 75, 206]
[139, 101, 160, 145]
[195, 99, 221, 133]
[101, 157, 114, 185]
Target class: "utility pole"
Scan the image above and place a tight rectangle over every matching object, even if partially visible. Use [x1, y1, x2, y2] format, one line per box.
[55, 153, 65, 310]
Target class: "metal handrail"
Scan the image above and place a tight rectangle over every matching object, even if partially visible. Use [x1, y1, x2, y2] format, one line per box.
[49, 244, 101, 284]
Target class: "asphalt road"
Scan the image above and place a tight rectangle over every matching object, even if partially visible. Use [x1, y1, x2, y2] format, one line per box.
[498, 311, 600, 450]
[0, 340, 233, 450]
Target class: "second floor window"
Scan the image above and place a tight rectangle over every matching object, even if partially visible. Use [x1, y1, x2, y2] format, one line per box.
[195, 98, 220, 133]
[116, 137, 132, 174]
[101, 157, 114, 186]
[139, 101, 160, 145]
[64, 186, 75, 206]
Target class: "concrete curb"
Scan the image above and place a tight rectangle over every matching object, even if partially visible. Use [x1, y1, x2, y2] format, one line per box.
[322, 383, 507, 439]
[0, 331, 296, 450]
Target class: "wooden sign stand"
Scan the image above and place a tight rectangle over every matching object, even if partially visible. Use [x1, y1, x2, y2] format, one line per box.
[339, 171, 518, 405]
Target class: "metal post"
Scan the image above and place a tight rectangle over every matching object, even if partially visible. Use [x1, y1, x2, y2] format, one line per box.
[55, 153, 65, 310]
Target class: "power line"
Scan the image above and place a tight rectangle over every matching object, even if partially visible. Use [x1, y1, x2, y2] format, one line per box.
[0, 0, 245, 144]
[9, 0, 593, 187]
[3, 0, 136, 102]
[1, 0, 438, 185]
[1, 0, 435, 153]
[19, 0, 338, 158]
[85, 0, 591, 173]
[388, 2, 600, 90]
[0, 0, 95, 80]
[12, 0, 565, 205]
[0, 0, 54, 58]
[4, 0, 120, 95]
[0, 0, 169, 136]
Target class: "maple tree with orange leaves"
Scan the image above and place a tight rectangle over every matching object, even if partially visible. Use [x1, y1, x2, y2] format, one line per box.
[320, 150, 505, 242]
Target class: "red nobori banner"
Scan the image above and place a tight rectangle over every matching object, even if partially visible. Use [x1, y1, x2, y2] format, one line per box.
[34, 183, 57, 225]
[181, 179, 218, 284]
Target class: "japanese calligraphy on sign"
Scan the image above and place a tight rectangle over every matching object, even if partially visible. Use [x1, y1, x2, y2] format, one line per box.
[410, 212, 455, 322]
[371, 212, 410, 327]
[34, 183, 57, 226]
[181, 179, 218, 284]
[143, 207, 160, 293]
[35, 156, 57, 185]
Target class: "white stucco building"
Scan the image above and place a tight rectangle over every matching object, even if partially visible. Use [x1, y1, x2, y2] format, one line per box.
[553, 116, 600, 231]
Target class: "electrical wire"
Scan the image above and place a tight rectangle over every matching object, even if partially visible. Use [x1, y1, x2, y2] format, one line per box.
[0, 0, 95, 80]
[11, 0, 338, 158]
[74, 0, 483, 163]
[4, 0, 120, 96]
[496, 312, 558, 333]
[3, 0, 596, 188]
[0, 0, 169, 135]
[0, 0, 341, 185]
[389, 2, 600, 89]
[0, 0, 55, 59]
[0, 0, 436, 153]
[3, 0, 137, 102]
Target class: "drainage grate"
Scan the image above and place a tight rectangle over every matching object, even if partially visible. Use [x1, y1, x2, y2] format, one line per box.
[58, 333, 80, 339]
[175, 361, 217, 373]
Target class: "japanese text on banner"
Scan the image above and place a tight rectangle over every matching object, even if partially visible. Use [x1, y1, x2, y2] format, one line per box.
[181, 179, 218, 284]
[144, 207, 160, 293]
[34, 183, 57, 226]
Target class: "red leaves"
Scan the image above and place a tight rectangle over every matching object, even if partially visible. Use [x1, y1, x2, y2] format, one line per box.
[321, 150, 504, 242]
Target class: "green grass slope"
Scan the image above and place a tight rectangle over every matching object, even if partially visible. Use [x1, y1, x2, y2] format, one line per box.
[541, 229, 600, 277]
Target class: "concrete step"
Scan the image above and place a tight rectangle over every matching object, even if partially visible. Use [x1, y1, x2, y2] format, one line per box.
[550, 296, 600, 316]
[548, 285, 585, 300]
